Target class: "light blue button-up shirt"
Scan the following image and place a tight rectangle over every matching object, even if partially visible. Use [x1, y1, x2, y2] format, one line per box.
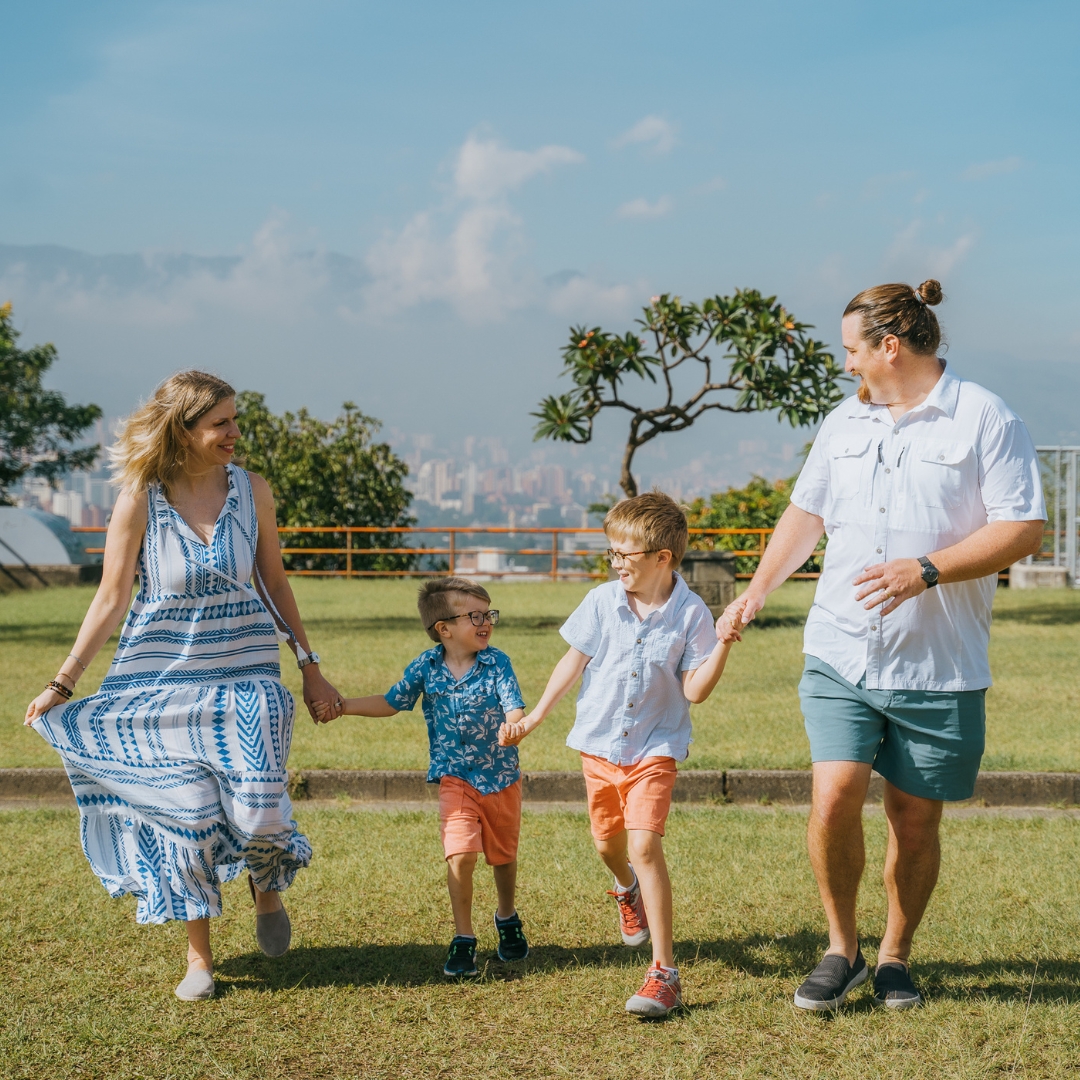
[560, 574, 717, 765]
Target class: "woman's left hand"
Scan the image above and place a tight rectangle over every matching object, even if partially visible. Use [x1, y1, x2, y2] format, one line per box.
[302, 668, 344, 725]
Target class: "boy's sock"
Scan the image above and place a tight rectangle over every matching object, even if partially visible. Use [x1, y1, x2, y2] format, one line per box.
[494, 911, 518, 925]
[614, 868, 639, 894]
[657, 964, 679, 978]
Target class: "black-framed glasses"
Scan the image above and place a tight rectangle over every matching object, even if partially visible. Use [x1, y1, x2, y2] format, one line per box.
[605, 549, 657, 565]
[427, 608, 500, 631]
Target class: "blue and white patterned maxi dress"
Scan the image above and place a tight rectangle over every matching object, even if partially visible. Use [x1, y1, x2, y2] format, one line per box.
[33, 464, 311, 924]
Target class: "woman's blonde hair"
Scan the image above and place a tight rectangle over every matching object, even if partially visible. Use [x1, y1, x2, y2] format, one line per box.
[109, 370, 236, 499]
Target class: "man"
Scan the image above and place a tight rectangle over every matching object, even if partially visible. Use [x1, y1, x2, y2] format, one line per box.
[731, 280, 1045, 1010]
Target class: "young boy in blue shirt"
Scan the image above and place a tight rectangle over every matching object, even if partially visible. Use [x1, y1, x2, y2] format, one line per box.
[319, 577, 529, 977]
[501, 492, 743, 1016]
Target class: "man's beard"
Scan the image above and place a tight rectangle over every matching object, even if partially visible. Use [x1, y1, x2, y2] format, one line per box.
[856, 376, 872, 404]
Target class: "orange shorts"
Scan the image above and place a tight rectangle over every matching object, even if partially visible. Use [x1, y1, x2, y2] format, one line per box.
[580, 753, 678, 840]
[439, 775, 522, 865]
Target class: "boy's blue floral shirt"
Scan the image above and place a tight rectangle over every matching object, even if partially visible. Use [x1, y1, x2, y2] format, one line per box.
[384, 645, 526, 795]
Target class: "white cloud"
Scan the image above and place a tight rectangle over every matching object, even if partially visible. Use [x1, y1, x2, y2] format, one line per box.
[885, 219, 978, 278]
[617, 196, 673, 219]
[545, 272, 644, 320]
[613, 115, 677, 155]
[362, 134, 589, 321]
[453, 135, 584, 201]
[0, 215, 334, 327]
[961, 156, 1023, 181]
[363, 203, 531, 320]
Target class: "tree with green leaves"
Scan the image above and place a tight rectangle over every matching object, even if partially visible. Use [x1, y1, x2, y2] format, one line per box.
[685, 473, 822, 575]
[236, 392, 415, 572]
[0, 302, 102, 504]
[533, 290, 845, 497]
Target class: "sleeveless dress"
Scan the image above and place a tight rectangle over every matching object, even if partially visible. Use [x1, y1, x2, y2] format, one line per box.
[33, 464, 311, 924]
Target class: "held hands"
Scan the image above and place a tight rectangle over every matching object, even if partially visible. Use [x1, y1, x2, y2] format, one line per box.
[302, 667, 345, 725]
[716, 598, 749, 644]
[498, 714, 541, 747]
[853, 558, 926, 616]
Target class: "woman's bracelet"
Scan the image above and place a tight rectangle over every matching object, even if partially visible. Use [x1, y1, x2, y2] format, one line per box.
[67, 652, 88, 673]
[46, 679, 74, 700]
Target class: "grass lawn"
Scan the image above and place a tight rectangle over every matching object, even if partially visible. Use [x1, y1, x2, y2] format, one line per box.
[2, 578, 1080, 772]
[3, 806, 1079, 1078]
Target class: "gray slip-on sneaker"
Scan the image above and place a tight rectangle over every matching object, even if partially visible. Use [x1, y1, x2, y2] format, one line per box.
[174, 967, 215, 1001]
[872, 962, 922, 1010]
[793, 948, 869, 1011]
[249, 874, 292, 957]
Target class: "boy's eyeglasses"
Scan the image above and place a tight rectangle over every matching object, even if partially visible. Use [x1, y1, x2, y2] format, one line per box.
[428, 608, 500, 631]
[605, 549, 657, 565]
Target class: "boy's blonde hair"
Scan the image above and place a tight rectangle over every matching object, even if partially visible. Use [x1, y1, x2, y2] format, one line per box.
[418, 577, 492, 642]
[109, 370, 236, 500]
[604, 490, 689, 568]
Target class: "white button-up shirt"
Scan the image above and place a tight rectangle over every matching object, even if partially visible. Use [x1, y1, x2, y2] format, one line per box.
[790, 368, 1045, 691]
[560, 574, 717, 764]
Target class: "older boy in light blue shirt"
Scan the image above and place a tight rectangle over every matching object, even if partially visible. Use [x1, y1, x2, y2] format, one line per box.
[502, 492, 743, 1017]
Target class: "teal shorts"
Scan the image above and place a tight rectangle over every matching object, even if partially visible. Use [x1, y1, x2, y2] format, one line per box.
[798, 655, 986, 802]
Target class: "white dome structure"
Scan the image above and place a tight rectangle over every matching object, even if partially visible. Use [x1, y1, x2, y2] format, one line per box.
[0, 506, 89, 566]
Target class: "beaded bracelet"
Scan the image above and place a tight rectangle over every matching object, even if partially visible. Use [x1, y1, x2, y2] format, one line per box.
[46, 679, 73, 700]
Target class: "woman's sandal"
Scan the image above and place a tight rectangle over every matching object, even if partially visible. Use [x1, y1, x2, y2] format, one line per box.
[175, 965, 215, 1001]
[248, 874, 291, 957]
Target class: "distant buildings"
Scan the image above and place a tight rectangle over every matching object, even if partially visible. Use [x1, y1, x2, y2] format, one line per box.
[16, 469, 117, 528]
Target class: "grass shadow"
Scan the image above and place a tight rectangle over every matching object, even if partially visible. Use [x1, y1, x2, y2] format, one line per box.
[681, 932, 1080, 1005]
[992, 604, 1080, 625]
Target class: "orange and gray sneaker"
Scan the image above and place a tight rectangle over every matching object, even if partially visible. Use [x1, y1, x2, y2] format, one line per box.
[625, 966, 682, 1017]
[607, 877, 650, 946]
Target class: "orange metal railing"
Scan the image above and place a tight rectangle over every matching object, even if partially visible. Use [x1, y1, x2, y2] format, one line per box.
[71, 525, 811, 580]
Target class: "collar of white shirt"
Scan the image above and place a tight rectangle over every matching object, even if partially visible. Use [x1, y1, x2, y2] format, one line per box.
[612, 570, 690, 626]
[840, 364, 960, 425]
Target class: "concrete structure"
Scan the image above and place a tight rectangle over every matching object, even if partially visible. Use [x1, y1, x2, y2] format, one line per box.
[1010, 561, 1069, 589]
[679, 549, 738, 618]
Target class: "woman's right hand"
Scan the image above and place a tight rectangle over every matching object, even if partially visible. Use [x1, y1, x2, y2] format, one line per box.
[25, 689, 68, 726]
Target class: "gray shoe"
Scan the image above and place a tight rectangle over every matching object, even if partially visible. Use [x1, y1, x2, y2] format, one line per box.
[249, 874, 291, 957]
[174, 967, 215, 1001]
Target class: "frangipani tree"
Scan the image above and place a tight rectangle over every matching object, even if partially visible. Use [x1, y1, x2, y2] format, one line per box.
[533, 290, 845, 497]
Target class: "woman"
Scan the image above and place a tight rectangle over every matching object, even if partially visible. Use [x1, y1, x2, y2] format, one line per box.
[25, 370, 344, 1001]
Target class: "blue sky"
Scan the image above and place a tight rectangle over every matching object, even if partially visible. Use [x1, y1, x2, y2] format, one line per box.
[3, 0, 1079, 488]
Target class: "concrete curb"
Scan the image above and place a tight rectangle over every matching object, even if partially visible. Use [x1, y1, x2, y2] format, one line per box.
[5, 768, 1080, 808]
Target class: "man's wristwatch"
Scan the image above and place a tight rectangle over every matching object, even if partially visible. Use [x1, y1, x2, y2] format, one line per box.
[917, 556, 939, 589]
[297, 651, 321, 670]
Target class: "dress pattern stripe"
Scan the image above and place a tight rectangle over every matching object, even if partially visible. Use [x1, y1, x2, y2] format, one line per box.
[33, 464, 311, 923]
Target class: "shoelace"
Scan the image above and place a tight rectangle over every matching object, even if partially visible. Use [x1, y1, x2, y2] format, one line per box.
[638, 969, 679, 1004]
[607, 888, 646, 932]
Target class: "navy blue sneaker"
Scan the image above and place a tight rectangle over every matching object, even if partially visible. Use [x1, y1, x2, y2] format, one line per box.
[443, 935, 478, 978]
[494, 912, 529, 962]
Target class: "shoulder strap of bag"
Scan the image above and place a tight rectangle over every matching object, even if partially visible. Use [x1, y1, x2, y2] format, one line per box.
[192, 559, 310, 663]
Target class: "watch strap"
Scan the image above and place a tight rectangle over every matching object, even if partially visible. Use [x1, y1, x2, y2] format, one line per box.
[917, 556, 939, 588]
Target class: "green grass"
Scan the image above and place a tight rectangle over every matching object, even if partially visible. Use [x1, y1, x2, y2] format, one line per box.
[3, 806, 1080, 1078]
[4, 579, 1080, 771]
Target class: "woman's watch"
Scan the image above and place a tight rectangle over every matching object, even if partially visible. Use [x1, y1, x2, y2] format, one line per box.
[297, 651, 321, 670]
[917, 556, 939, 588]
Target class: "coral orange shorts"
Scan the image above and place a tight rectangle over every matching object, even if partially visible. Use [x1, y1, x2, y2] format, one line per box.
[439, 775, 522, 866]
[580, 753, 678, 840]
